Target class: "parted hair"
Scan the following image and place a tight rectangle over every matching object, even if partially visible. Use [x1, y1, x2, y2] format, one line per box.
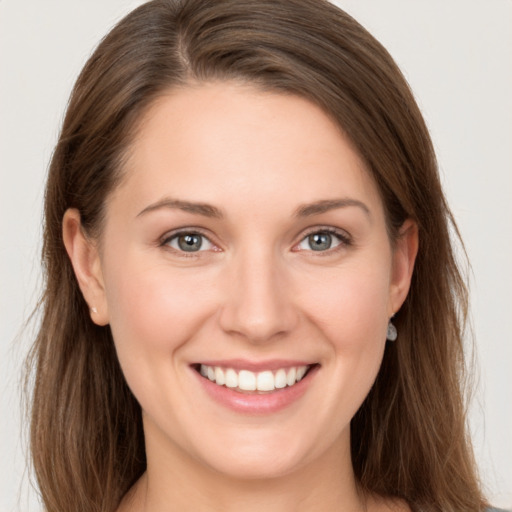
[27, 1, 487, 511]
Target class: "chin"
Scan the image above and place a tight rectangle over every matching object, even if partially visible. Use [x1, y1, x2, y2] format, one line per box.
[187, 424, 327, 482]
[204, 448, 307, 481]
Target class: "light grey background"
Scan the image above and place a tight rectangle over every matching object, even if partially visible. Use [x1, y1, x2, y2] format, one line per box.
[1, 1, 510, 510]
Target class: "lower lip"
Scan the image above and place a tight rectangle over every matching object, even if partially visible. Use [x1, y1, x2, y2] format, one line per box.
[192, 366, 319, 415]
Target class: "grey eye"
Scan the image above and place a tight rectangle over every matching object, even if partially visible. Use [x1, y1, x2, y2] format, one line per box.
[296, 230, 346, 252]
[307, 232, 333, 251]
[166, 233, 213, 252]
[178, 234, 203, 251]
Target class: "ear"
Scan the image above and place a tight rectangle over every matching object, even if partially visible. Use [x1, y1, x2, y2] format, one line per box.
[388, 219, 419, 317]
[62, 209, 109, 326]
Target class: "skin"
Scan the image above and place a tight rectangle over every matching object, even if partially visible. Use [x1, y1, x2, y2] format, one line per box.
[63, 82, 418, 512]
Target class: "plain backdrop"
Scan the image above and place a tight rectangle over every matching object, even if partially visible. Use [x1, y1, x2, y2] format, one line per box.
[1, 1, 511, 511]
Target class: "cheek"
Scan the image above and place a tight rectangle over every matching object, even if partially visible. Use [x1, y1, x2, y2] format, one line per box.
[101, 260, 224, 430]
[296, 260, 390, 411]
[102, 257, 218, 384]
[299, 260, 391, 348]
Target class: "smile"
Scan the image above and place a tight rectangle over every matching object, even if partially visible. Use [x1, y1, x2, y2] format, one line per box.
[198, 364, 311, 393]
[192, 361, 320, 414]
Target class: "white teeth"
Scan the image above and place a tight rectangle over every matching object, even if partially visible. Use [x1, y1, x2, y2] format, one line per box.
[256, 371, 275, 391]
[286, 367, 297, 386]
[214, 367, 225, 386]
[274, 369, 287, 389]
[238, 370, 256, 391]
[296, 366, 307, 381]
[198, 364, 311, 392]
[225, 368, 238, 388]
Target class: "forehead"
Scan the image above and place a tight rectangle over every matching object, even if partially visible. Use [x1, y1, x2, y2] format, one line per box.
[112, 82, 384, 220]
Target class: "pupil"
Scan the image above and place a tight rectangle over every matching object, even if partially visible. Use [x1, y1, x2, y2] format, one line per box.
[178, 234, 202, 251]
[309, 233, 331, 251]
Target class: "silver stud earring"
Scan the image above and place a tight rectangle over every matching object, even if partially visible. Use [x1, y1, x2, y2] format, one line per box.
[90, 307, 98, 314]
[386, 320, 397, 341]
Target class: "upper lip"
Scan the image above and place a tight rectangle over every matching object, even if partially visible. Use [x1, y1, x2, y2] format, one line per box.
[192, 359, 316, 372]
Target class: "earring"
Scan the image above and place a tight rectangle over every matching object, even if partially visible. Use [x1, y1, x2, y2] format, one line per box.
[386, 320, 397, 341]
[90, 307, 98, 314]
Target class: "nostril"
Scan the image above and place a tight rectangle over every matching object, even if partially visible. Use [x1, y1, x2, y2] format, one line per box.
[218, 274, 298, 342]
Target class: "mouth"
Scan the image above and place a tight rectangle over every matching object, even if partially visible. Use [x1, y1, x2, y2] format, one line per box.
[192, 362, 318, 394]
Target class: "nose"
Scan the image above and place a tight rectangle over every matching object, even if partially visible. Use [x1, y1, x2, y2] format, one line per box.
[219, 248, 298, 344]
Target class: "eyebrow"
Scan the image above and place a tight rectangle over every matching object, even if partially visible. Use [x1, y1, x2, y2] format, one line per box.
[136, 198, 223, 219]
[136, 197, 370, 220]
[294, 198, 371, 218]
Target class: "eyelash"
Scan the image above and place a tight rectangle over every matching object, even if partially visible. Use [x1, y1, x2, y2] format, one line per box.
[159, 226, 352, 256]
[160, 228, 217, 257]
[294, 227, 352, 254]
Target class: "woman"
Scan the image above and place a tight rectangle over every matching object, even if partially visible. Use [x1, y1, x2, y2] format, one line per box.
[27, 0, 492, 510]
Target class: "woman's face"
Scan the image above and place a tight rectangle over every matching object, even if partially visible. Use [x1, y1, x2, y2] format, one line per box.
[72, 82, 416, 480]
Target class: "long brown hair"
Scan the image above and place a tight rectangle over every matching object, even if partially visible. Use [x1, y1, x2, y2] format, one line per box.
[27, 1, 487, 510]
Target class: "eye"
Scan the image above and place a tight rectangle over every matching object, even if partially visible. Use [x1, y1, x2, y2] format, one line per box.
[164, 232, 214, 253]
[295, 229, 350, 252]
